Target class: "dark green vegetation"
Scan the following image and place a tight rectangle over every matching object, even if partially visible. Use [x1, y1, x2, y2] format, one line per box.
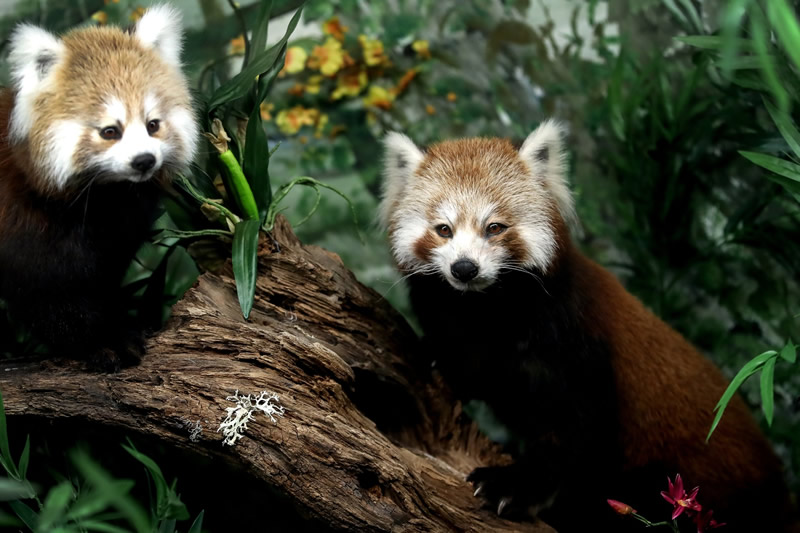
[0, 0, 798, 530]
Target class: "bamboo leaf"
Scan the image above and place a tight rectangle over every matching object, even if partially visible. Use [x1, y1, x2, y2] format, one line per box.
[675, 35, 752, 50]
[38, 481, 74, 531]
[17, 435, 29, 480]
[188, 510, 204, 533]
[760, 356, 776, 425]
[764, 99, 800, 160]
[779, 340, 797, 363]
[0, 390, 18, 479]
[9, 500, 37, 530]
[249, 0, 274, 65]
[232, 219, 261, 320]
[767, 0, 800, 73]
[208, 7, 304, 112]
[739, 151, 800, 195]
[707, 350, 776, 441]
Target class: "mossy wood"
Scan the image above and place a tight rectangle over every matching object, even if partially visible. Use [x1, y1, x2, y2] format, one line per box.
[0, 215, 554, 533]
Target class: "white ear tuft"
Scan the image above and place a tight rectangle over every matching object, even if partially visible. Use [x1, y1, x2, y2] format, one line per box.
[379, 132, 424, 229]
[134, 4, 184, 68]
[519, 119, 576, 226]
[7, 24, 65, 142]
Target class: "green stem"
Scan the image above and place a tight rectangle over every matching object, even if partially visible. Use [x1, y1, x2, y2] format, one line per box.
[154, 228, 233, 244]
[219, 151, 259, 220]
[178, 176, 241, 224]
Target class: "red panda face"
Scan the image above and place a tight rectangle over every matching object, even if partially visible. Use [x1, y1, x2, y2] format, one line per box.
[6, 5, 198, 195]
[380, 122, 575, 291]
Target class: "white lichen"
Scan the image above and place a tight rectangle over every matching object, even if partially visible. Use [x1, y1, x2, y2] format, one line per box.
[217, 390, 286, 447]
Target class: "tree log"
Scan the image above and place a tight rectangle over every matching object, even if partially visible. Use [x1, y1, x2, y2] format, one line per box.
[0, 216, 554, 532]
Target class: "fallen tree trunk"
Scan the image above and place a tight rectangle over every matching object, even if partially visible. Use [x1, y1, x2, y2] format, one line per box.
[0, 216, 554, 532]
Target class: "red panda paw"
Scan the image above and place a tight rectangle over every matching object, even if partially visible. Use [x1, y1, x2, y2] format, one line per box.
[467, 464, 557, 518]
[88, 332, 146, 372]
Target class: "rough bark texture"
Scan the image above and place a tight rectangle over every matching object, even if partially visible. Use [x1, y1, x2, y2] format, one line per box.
[0, 216, 554, 532]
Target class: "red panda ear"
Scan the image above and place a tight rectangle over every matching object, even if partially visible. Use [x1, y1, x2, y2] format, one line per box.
[519, 119, 576, 226]
[7, 24, 65, 142]
[379, 132, 424, 229]
[133, 4, 184, 69]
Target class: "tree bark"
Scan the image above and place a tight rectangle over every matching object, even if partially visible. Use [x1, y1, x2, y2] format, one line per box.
[0, 216, 554, 533]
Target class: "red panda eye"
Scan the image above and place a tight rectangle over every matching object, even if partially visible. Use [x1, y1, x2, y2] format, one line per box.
[486, 223, 507, 236]
[99, 126, 121, 140]
[147, 120, 160, 135]
[436, 225, 452, 238]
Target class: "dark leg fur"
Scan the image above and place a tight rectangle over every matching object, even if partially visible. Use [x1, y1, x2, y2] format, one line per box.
[409, 265, 620, 529]
[0, 182, 159, 371]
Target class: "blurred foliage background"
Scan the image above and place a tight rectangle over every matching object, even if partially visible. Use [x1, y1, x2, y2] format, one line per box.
[0, 0, 799, 528]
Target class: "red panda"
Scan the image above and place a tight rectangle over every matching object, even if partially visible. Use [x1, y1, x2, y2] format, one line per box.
[0, 5, 198, 369]
[379, 122, 794, 532]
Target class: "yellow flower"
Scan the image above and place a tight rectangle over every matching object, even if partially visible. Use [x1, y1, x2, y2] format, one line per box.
[287, 83, 306, 97]
[447, 92, 457, 102]
[363, 85, 395, 110]
[412, 40, 431, 59]
[308, 38, 346, 77]
[425, 104, 436, 115]
[91, 11, 108, 24]
[332, 69, 368, 100]
[229, 34, 246, 56]
[260, 103, 274, 121]
[282, 46, 307, 75]
[314, 114, 329, 138]
[104, 0, 120, 4]
[306, 75, 324, 95]
[275, 106, 319, 135]
[129, 6, 146, 22]
[359, 35, 389, 67]
[322, 16, 348, 41]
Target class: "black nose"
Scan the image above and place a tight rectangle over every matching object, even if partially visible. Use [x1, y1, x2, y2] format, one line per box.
[451, 259, 479, 282]
[131, 153, 156, 172]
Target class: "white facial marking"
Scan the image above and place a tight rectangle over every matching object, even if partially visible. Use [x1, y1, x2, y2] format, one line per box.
[42, 120, 84, 190]
[144, 92, 159, 118]
[392, 214, 429, 269]
[95, 120, 163, 183]
[7, 24, 64, 142]
[104, 98, 127, 125]
[166, 107, 199, 165]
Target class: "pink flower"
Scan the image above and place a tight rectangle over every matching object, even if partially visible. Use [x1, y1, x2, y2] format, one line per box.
[694, 508, 726, 532]
[661, 474, 702, 520]
[607, 499, 637, 515]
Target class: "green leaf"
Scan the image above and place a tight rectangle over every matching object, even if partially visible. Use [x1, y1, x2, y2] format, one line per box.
[248, 0, 274, 67]
[70, 451, 150, 533]
[707, 350, 777, 441]
[760, 356, 777, 425]
[0, 390, 19, 479]
[208, 7, 304, 112]
[17, 436, 29, 480]
[75, 521, 132, 533]
[779, 340, 797, 363]
[764, 99, 800, 160]
[0, 478, 34, 501]
[9, 500, 37, 529]
[157, 518, 176, 533]
[38, 481, 74, 531]
[751, 11, 789, 111]
[122, 444, 188, 521]
[65, 482, 133, 522]
[232, 219, 261, 320]
[739, 151, 800, 195]
[767, 0, 800, 73]
[188, 510, 205, 533]
[675, 35, 751, 50]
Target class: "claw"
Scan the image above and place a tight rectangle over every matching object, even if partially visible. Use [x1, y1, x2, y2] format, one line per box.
[497, 497, 511, 515]
[473, 482, 484, 497]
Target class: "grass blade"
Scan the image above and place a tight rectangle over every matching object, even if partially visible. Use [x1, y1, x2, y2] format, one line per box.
[17, 436, 30, 479]
[188, 510, 205, 533]
[9, 500, 37, 529]
[739, 151, 800, 195]
[0, 390, 19, 479]
[764, 98, 800, 160]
